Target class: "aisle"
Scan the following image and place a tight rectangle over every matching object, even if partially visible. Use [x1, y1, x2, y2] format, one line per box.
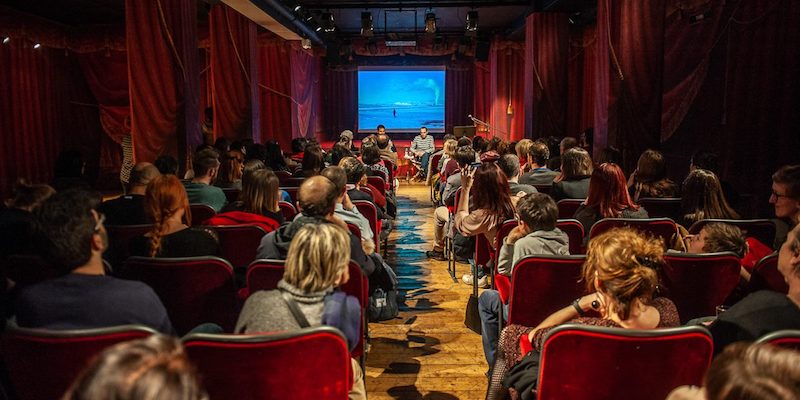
[366, 183, 487, 400]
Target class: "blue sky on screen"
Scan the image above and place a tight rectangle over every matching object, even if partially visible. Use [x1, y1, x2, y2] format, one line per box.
[358, 70, 445, 106]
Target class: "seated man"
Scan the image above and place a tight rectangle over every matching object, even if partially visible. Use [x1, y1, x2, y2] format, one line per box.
[321, 166, 376, 253]
[410, 126, 435, 179]
[13, 189, 173, 334]
[708, 223, 800, 355]
[426, 145, 476, 261]
[376, 131, 398, 167]
[479, 193, 569, 366]
[519, 141, 558, 187]
[99, 162, 160, 225]
[770, 165, 800, 249]
[497, 154, 537, 207]
[183, 149, 226, 212]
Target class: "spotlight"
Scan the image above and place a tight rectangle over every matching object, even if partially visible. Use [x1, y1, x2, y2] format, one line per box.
[315, 26, 322, 32]
[293, 5, 301, 12]
[301, 38, 311, 49]
[33, 43, 41, 49]
[466, 11, 478, 32]
[321, 12, 335, 33]
[425, 11, 436, 34]
[2, 37, 9, 44]
[361, 12, 373, 37]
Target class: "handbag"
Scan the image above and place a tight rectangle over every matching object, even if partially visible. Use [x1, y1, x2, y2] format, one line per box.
[464, 269, 482, 334]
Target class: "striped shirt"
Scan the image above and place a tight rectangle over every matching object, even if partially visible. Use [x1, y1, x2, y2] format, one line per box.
[411, 135, 435, 154]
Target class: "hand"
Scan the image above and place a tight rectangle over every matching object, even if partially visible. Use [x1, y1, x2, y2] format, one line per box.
[506, 224, 530, 245]
[461, 167, 476, 189]
[343, 192, 354, 211]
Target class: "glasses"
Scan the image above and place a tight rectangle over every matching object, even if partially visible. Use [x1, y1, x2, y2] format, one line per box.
[94, 213, 106, 233]
[771, 190, 790, 199]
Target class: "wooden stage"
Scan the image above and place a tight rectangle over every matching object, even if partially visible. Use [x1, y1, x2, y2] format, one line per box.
[366, 183, 487, 400]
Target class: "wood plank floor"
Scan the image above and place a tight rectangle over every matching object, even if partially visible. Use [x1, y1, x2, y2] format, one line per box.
[366, 182, 488, 400]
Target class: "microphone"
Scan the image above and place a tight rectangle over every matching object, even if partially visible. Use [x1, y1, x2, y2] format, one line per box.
[468, 114, 474, 120]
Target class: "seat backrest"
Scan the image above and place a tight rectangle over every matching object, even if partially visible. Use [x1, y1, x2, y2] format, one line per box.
[493, 220, 518, 270]
[508, 255, 587, 327]
[221, 188, 240, 203]
[688, 219, 776, 249]
[533, 184, 551, 195]
[278, 201, 297, 221]
[208, 225, 267, 271]
[246, 259, 286, 295]
[2, 325, 156, 400]
[189, 204, 217, 226]
[748, 253, 789, 294]
[537, 324, 713, 400]
[359, 186, 374, 199]
[275, 170, 293, 184]
[475, 233, 492, 270]
[556, 219, 585, 255]
[589, 218, 677, 249]
[105, 224, 152, 269]
[755, 330, 800, 351]
[123, 256, 237, 334]
[366, 176, 386, 196]
[662, 253, 742, 323]
[556, 199, 584, 219]
[184, 327, 352, 400]
[346, 223, 362, 241]
[281, 186, 300, 204]
[430, 153, 443, 175]
[638, 198, 682, 221]
[352, 200, 380, 252]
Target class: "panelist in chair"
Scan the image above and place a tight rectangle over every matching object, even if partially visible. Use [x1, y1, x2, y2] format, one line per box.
[410, 126, 435, 179]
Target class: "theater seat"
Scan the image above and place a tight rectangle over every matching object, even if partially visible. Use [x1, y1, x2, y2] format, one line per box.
[662, 252, 741, 323]
[755, 329, 800, 351]
[189, 204, 216, 226]
[748, 253, 789, 294]
[589, 218, 677, 249]
[507, 255, 587, 327]
[278, 201, 297, 221]
[688, 219, 776, 249]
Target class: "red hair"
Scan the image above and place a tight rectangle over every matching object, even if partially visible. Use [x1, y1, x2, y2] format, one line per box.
[145, 175, 192, 257]
[585, 163, 639, 218]
[472, 163, 515, 225]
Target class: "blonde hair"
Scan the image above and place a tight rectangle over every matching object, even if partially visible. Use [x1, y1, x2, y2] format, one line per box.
[706, 343, 800, 400]
[284, 224, 351, 292]
[583, 227, 663, 320]
[443, 139, 458, 158]
[515, 139, 534, 161]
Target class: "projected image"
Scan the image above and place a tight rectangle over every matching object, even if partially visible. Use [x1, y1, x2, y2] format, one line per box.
[358, 69, 445, 132]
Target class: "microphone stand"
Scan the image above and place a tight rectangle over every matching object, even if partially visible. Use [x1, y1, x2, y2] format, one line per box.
[468, 115, 508, 137]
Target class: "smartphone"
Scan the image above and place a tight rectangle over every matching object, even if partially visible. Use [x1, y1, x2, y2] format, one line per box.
[469, 162, 482, 169]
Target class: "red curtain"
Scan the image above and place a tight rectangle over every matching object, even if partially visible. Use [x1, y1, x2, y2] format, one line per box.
[525, 13, 569, 140]
[489, 39, 525, 142]
[445, 63, 474, 134]
[126, 0, 199, 167]
[321, 67, 357, 140]
[210, 4, 258, 142]
[566, 25, 596, 139]
[289, 42, 320, 140]
[258, 41, 293, 150]
[473, 60, 491, 133]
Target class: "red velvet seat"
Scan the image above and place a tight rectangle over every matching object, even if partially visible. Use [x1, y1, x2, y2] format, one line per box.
[688, 219, 776, 249]
[2, 325, 156, 400]
[533, 184, 551, 195]
[638, 197, 682, 221]
[536, 324, 713, 400]
[245, 259, 285, 297]
[102, 223, 152, 270]
[492, 219, 518, 300]
[274, 170, 293, 185]
[123, 256, 237, 334]
[221, 188, 240, 203]
[280, 186, 300, 204]
[507, 255, 587, 327]
[206, 225, 268, 271]
[747, 253, 788, 294]
[556, 198, 584, 219]
[589, 217, 677, 249]
[189, 203, 216, 225]
[366, 176, 386, 197]
[359, 186, 374, 199]
[184, 327, 352, 400]
[278, 200, 297, 221]
[556, 219, 585, 255]
[755, 329, 800, 351]
[346, 223, 362, 240]
[352, 200, 381, 254]
[662, 252, 742, 323]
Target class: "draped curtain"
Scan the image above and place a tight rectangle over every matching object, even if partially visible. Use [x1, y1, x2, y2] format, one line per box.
[489, 38, 525, 142]
[322, 68, 358, 139]
[258, 41, 293, 150]
[525, 13, 569, 140]
[444, 63, 474, 135]
[473, 60, 491, 135]
[289, 42, 319, 140]
[566, 24, 596, 140]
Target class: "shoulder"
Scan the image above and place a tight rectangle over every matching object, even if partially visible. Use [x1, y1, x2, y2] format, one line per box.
[652, 297, 681, 327]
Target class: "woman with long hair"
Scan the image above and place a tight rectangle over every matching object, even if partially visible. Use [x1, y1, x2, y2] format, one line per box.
[457, 162, 516, 287]
[130, 175, 220, 258]
[574, 163, 649, 239]
[628, 149, 679, 201]
[214, 151, 243, 189]
[488, 228, 680, 399]
[680, 169, 739, 228]
[552, 147, 594, 201]
[294, 145, 325, 178]
[212, 169, 283, 229]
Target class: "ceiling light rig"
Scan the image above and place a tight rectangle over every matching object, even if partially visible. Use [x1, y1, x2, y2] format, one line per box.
[425, 10, 437, 34]
[33, 43, 41, 49]
[2, 37, 10, 44]
[466, 11, 478, 34]
[361, 12, 373, 37]
[321, 12, 335, 33]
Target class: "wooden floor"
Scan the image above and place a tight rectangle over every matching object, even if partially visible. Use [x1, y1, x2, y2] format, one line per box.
[366, 182, 487, 400]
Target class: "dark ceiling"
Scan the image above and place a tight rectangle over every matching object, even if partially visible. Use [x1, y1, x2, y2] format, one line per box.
[3, 0, 126, 26]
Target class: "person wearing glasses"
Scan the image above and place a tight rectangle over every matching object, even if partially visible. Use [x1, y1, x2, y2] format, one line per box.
[13, 189, 174, 334]
[770, 165, 800, 249]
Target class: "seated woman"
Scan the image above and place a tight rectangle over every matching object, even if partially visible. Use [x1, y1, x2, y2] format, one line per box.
[212, 169, 283, 230]
[362, 144, 389, 183]
[214, 151, 243, 189]
[627, 149, 679, 202]
[574, 163, 649, 240]
[235, 223, 364, 400]
[680, 168, 739, 228]
[130, 175, 221, 258]
[551, 147, 593, 201]
[293, 145, 325, 178]
[488, 228, 680, 399]
[457, 163, 516, 288]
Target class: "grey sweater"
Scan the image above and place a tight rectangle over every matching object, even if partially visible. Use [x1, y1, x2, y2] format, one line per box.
[235, 280, 329, 334]
[497, 228, 570, 277]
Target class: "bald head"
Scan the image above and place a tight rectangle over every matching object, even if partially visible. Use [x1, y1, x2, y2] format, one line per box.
[129, 162, 160, 194]
[297, 175, 338, 217]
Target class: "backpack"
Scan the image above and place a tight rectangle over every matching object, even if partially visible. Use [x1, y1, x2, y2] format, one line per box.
[368, 257, 399, 322]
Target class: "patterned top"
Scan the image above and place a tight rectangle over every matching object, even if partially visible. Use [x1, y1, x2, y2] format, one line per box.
[410, 135, 435, 154]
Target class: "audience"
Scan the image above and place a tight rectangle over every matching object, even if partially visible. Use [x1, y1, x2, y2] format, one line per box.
[14, 189, 173, 333]
[264, 140, 292, 172]
[328, 142, 355, 167]
[214, 151, 243, 189]
[547, 136, 578, 172]
[515, 139, 534, 174]
[63, 335, 205, 400]
[0, 181, 54, 259]
[362, 144, 390, 183]
[340, 156, 388, 222]
[321, 166, 375, 252]
[376, 133, 398, 166]
[427, 145, 477, 261]
[290, 137, 308, 163]
[519, 141, 558, 187]
[771, 165, 800, 249]
[680, 169, 739, 228]
[212, 169, 284, 229]
[295, 144, 325, 178]
[488, 228, 679, 399]
[154, 155, 179, 176]
[478, 193, 568, 366]
[497, 154, 537, 206]
[99, 162, 160, 225]
[551, 147, 593, 201]
[628, 149, 679, 201]
[183, 149, 226, 212]
[690, 149, 740, 211]
[574, 163, 649, 238]
[130, 175, 220, 258]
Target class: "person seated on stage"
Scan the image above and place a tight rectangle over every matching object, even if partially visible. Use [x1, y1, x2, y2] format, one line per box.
[100, 162, 160, 226]
[322, 166, 375, 254]
[497, 154, 537, 206]
[289, 137, 308, 163]
[426, 145, 476, 261]
[256, 176, 376, 278]
[14, 189, 174, 334]
[214, 151, 244, 190]
[679, 169, 739, 229]
[515, 139, 534, 174]
[488, 228, 679, 399]
[410, 126, 436, 179]
[212, 169, 284, 230]
[478, 193, 569, 366]
[294, 144, 325, 178]
[183, 149, 226, 212]
[63, 335, 206, 400]
[770, 165, 800, 249]
[130, 175, 221, 259]
[627, 149, 679, 202]
[519, 141, 558, 187]
[552, 147, 594, 201]
[238, 223, 365, 400]
[376, 131, 398, 167]
[706, 223, 800, 355]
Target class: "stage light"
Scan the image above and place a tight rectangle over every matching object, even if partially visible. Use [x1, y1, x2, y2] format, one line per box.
[425, 11, 436, 34]
[315, 26, 322, 32]
[466, 11, 478, 32]
[321, 12, 335, 33]
[293, 5, 301, 12]
[33, 43, 41, 49]
[2, 37, 9, 44]
[361, 12, 373, 37]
